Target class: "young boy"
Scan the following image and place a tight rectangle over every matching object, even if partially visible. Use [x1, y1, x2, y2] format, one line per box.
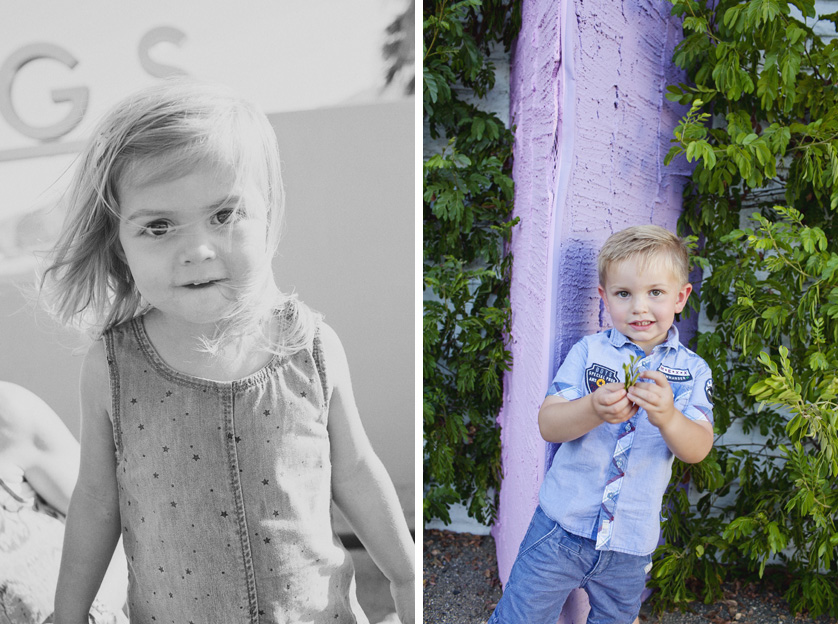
[489, 225, 715, 624]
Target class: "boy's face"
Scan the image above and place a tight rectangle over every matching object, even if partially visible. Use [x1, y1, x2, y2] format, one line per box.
[597, 257, 692, 355]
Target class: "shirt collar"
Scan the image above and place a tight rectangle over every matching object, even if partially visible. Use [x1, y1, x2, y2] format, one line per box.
[607, 326, 682, 353]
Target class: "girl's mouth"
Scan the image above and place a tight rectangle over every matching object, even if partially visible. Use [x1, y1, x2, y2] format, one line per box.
[183, 279, 222, 289]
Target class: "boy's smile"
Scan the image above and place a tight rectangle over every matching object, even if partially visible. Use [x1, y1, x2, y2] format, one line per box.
[597, 257, 692, 355]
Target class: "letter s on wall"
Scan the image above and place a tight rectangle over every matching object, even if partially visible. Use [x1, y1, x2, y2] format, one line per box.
[138, 26, 189, 79]
[0, 43, 89, 141]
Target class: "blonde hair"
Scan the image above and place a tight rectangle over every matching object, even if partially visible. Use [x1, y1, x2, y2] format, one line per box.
[597, 225, 690, 286]
[40, 78, 317, 355]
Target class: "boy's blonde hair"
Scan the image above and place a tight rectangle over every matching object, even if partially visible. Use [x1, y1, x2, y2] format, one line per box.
[40, 78, 317, 355]
[597, 225, 690, 286]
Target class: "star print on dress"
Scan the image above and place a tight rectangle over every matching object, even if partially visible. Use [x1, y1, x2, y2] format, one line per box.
[105, 319, 363, 622]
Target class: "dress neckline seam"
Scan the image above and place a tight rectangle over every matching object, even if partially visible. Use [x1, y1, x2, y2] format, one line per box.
[130, 316, 283, 390]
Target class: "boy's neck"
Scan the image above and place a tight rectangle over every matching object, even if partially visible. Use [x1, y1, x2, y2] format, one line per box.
[623, 325, 675, 356]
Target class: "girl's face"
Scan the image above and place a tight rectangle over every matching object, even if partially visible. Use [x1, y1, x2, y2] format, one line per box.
[117, 161, 272, 333]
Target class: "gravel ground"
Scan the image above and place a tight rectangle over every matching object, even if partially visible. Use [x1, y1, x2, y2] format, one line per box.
[423, 529, 838, 624]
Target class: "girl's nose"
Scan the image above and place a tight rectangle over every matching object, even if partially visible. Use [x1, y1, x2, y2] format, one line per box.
[179, 231, 217, 264]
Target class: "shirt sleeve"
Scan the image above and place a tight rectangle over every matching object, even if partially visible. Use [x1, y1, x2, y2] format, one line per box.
[681, 359, 714, 426]
[545, 338, 588, 401]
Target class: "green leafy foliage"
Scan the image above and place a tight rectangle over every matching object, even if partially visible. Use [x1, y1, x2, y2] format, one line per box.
[423, 0, 521, 525]
[654, 0, 838, 616]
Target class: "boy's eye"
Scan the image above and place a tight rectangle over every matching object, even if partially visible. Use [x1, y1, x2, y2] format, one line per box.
[650, 289, 663, 297]
[616, 291, 630, 298]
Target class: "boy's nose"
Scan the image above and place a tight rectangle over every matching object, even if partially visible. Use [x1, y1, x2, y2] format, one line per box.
[632, 296, 649, 312]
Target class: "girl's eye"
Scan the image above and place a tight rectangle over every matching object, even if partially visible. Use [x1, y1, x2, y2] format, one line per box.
[212, 208, 242, 225]
[142, 220, 171, 237]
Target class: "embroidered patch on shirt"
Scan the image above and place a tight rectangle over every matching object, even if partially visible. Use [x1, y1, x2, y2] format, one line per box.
[585, 364, 620, 393]
[658, 365, 693, 383]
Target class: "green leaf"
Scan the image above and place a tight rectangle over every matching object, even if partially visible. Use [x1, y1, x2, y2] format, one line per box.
[423, 0, 520, 527]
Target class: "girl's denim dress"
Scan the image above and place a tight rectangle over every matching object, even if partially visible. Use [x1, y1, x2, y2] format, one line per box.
[104, 317, 368, 624]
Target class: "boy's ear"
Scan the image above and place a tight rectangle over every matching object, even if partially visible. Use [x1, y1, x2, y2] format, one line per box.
[675, 283, 693, 313]
[597, 284, 608, 308]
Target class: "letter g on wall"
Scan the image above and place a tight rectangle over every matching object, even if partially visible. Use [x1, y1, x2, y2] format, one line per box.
[0, 43, 89, 141]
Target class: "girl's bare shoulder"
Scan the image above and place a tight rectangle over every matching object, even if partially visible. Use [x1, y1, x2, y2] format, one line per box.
[317, 321, 342, 353]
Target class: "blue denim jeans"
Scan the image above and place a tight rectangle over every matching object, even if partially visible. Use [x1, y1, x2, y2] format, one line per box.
[488, 506, 652, 624]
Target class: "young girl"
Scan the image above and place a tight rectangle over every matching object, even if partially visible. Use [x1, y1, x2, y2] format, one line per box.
[40, 80, 414, 624]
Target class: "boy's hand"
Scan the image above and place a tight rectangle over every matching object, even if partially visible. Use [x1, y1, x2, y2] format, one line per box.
[592, 382, 638, 424]
[627, 371, 676, 429]
[390, 578, 414, 624]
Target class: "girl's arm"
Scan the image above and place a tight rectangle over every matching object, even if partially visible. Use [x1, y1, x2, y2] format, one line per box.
[53, 341, 123, 624]
[321, 324, 415, 624]
[0, 381, 79, 513]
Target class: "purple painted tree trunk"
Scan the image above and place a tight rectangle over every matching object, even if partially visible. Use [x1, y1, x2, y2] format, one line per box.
[494, 0, 691, 620]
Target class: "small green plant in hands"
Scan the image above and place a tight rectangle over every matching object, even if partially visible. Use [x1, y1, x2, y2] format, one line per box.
[623, 354, 642, 390]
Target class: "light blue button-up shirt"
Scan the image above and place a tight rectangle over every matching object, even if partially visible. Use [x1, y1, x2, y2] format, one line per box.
[538, 327, 714, 556]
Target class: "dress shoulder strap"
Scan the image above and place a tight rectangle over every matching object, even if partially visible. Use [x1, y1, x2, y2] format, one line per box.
[102, 322, 134, 457]
[310, 324, 330, 408]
